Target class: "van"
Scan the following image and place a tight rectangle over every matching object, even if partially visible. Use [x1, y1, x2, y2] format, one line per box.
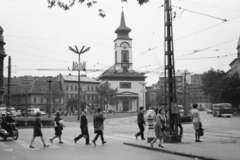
[27, 108, 40, 116]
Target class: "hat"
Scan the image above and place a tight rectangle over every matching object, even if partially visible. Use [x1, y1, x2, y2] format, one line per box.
[6, 112, 10, 115]
[1, 112, 5, 115]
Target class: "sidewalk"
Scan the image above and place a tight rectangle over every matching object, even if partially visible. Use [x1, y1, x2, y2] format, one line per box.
[123, 133, 240, 160]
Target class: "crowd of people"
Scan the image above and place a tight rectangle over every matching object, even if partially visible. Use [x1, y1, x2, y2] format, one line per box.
[1, 103, 203, 149]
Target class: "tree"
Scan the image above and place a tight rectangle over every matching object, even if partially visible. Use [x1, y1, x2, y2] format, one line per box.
[221, 73, 240, 113]
[201, 68, 227, 103]
[47, 0, 149, 18]
[44, 82, 64, 114]
[66, 97, 85, 113]
[95, 81, 118, 111]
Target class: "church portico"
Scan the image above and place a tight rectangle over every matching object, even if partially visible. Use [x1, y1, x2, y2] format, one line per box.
[115, 91, 139, 112]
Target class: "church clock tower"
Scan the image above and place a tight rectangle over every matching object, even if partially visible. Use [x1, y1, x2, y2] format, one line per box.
[114, 11, 133, 72]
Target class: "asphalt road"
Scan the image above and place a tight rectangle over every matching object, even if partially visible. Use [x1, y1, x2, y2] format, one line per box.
[1, 111, 240, 160]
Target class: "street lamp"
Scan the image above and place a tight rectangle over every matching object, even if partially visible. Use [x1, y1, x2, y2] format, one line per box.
[139, 82, 147, 110]
[47, 76, 53, 118]
[69, 45, 90, 120]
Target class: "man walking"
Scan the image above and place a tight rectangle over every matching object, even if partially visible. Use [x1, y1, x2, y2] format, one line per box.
[135, 106, 146, 140]
[92, 108, 107, 146]
[74, 108, 91, 145]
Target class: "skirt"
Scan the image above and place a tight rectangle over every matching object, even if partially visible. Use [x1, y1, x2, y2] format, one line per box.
[154, 127, 165, 138]
[33, 128, 43, 137]
[55, 127, 62, 136]
[193, 122, 200, 130]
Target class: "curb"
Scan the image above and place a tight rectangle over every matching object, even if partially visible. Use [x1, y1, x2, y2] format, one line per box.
[17, 126, 54, 129]
[123, 142, 218, 160]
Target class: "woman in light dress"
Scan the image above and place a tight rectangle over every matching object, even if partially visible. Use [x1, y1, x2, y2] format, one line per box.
[191, 104, 202, 142]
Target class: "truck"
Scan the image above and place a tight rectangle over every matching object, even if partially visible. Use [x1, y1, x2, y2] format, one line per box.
[27, 108, 40, 116]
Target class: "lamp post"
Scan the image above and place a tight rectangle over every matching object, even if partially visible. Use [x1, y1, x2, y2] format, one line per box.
[139, 82, 147, 109]
[69, 45, 90, 120]
[47, 76, 53, 118]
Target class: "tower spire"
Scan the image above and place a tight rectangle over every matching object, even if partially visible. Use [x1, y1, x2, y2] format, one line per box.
[115, 11, 132, 40]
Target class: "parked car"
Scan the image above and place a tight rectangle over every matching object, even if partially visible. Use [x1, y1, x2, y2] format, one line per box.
[206, 108, 213, 114]
[27, 108, 41, 116]
[40, 111, 46, 115]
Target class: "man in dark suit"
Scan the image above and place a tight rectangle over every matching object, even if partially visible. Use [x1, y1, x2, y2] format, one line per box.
[135, 106, 146, 140]
[74, 108, 91, 145]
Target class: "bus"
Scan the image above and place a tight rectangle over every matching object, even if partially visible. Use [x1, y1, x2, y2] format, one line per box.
[212, 103, 233, 117]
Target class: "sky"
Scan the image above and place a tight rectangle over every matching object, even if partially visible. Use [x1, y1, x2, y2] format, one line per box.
[0, 0, 240, 86]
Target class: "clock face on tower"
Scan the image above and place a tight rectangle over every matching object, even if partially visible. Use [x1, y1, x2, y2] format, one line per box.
[120, 42, 130, 49]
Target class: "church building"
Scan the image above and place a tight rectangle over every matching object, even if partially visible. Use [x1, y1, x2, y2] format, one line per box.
[98, 11, 147, 112]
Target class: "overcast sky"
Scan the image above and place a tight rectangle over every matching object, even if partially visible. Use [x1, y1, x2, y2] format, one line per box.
[1, 0, 240, 86]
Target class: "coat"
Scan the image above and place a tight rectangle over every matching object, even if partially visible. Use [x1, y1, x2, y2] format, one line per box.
[80, 113, 88, 129]
[137, 111, 145, 125]
[93, 113, 105, 131]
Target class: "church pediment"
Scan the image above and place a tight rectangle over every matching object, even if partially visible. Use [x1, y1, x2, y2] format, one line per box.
[117, 91, 138, 96]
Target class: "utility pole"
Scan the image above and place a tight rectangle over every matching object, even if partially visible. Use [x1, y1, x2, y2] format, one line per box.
[183, 70, 188, 116]
[7, 56, 11, 112]
[164, 0, 180, 142]
[69, 45, 90, 120]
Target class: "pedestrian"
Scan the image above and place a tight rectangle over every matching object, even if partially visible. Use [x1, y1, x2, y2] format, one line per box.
[150, 108, 166, 148]
[177, 112, 183, 138]
[29, 112, 49, 148]
[92, 108, 107, 146]
[135, 106, 146, 140]
[191, 103, 202, 142]
[74, 108, 91, 145]
[49, 112, 64, 144]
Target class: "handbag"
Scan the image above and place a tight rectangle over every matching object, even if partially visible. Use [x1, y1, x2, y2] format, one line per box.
[199, 127, 204, 136]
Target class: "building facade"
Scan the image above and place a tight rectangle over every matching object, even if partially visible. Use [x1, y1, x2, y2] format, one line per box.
[0, 26, 7, 104]
[98, 11, 146, 112]
[57, 74, 100, 112]
[3, 80, 64, 113]
[228, 37, 240, 75]
[186, 84, 211, 110]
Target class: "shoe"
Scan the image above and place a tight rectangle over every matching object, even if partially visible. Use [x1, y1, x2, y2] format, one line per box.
[150, 142, 153, 148]
[195, 140, 197, 142]
[92, 140, 96, 146]
[59, 141, 64, 144]
[44, 145, 49, 148]
[135, 135, 138, 140]
[29, 146, 34, 148]
[74, 139, 77, 144]
[49, 139, 53, 144]
[196, 140, 201, 142]
[142, 138, 146, 140]
[102, 141, 107, 145]
[86, 143, 91, 145]
[158, 145, 164, 148]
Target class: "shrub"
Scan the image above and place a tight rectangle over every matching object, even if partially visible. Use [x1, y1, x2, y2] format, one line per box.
[15, 117, 54, 127]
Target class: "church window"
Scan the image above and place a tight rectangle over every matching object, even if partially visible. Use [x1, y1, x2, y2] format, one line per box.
[120, 82, 131, 89]
[122, 50, 129, 62]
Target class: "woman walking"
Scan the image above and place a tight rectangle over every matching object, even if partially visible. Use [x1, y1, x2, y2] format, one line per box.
[29, 112, 49, 148]
[50, 112, 64, 144]
[150, 108, 166, 148]
[92, 108, 107, 146]
[191, 104, 202, 142]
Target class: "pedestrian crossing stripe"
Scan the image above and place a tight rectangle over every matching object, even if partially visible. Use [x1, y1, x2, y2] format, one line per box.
[0, 134, 137, 151]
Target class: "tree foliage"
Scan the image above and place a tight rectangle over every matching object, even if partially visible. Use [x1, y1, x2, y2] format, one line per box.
[43, 82, 64, 113]
[66, 97, 85, 112]
[221, 73, 240, 109]
[201, 68, 227, 103]
[47, 0, 149, 18]
[95, 81, 118, 111]
[201, 69, 240, 111]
